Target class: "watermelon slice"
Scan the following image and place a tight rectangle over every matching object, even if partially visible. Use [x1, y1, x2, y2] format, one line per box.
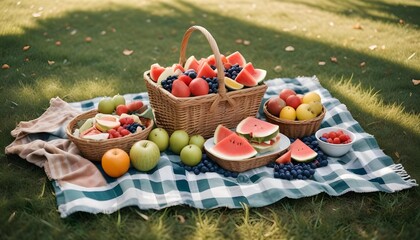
[243, 62, 267, 83]
[184, 55, 200, 72]
[226, 51, 246, 67]
[235, 68, 258, 87]
[206, 133, 257, 161]
[150, 63, 165, 82]
[197, 61, 217, 78]
[236, 117, 279, 143]
[251, 134, 281, 153]
[206, 54, 227, 66]
[275, 149, 292, 164]
[172, 63, 185, 73]
[213, 124, 234, 144]
[290, 139, 317, 162]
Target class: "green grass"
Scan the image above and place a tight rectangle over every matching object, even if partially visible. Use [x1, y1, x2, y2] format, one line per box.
[1, 0, 419, 239]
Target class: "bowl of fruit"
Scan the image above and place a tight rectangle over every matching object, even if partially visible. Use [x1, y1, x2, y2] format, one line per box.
[315, 127, 355, 157]
[263, 89, 325, 139]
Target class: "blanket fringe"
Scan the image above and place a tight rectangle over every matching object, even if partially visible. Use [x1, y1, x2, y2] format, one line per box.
[391, 164, 418, 186]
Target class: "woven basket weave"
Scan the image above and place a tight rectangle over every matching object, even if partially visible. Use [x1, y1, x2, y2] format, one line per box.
[144, 25, 267, 139]
[66, 110, 153, 161]
[263, 101, 325, 139]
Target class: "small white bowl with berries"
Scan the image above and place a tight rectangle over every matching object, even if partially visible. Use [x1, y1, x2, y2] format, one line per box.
[315, 127, 356, 157]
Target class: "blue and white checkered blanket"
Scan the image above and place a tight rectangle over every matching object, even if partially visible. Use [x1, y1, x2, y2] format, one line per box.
[54, 77, 416, 217]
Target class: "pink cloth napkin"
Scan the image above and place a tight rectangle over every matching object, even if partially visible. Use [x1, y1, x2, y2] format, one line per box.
[5, 97, 107, 187]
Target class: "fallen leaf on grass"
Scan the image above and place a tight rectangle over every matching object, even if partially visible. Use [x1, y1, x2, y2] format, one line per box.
[353, 23, 363, 30]
[176, 215, 186, 223]
[243, 40, 251, 46]
[23, 45, 30, 51]
[330, 57, 338, 63]
[2, 64, 10, 69]
[48, 60, 55, 65]
[55, 41, 61, 46]
[8, 211, 16, 223]
[235, 38, 243, 44]
[369, 45, 377, 50]
[32, 12, 42, 18]
[274, 65, 282, 72]
[123, 49, 134, 56]
[84, 37, 92, 43]
[318, 61, 326, 66]
[399, 19, 405, 25]
[412, 79, 420, 85]
[285, 46, 295, 52]
[407, 52, 416, 60]
[360, 62, 366, 67]
[24, 57, 29, 62]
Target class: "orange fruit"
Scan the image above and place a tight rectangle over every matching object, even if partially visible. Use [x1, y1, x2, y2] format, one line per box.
[101, 148, 130, 178]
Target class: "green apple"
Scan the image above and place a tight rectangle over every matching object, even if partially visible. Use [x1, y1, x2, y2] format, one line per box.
[302, 92, 321, 104]
[296, 103, 316, 120]
[169, 130, 189, 154]
[112, 94, 126, 108]
[309, 101, 323, 115]
[180, 144, 202, 166]
[189, 135, 205, 151]
[98, 97, 115, 114]
[130, 140, 161, 172]
[148, 128, 170, 152]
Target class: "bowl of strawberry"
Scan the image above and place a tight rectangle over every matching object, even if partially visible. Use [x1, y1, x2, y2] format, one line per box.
[315, 127, 356, 157]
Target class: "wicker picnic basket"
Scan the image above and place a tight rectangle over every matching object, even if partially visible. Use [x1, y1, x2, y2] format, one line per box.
[66, 109, 153, 161]
[144, 26, 267, 139]
[263, 101, 325, 139]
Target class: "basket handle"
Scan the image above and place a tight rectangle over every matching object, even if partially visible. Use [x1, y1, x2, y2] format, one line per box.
[179, 26, 236, 110]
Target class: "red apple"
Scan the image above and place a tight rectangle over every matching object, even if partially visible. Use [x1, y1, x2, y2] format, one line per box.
[115, 104, 129, 115]
[286, 95, 302, 109]
[279, 89, 296, 101]
[172, 80, 191, 97]
[178, 74, 193, 86]
[127, 100, 144, 112]
[189, 78, 209, 96]
[266, 97, 286, 116]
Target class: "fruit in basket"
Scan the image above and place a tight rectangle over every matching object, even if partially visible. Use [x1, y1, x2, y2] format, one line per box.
[116, 104, 129, 116]
[275, 149, 292, 164]
[226, 51, 246, 67]
[302, 92, 321, 104]
[214, 124, 234, 144]
[279, 89, 297, 102]
[127, 100, 144, 113]
[236, 117, 279, 143]
[189, 78, 209, 96]
[266, 97, 286, 116]
[279, 106, 297, 120]
[235, 67, 258, 87]
[224, 76, 244, 90]
[189, 135, 205, 151]
[197, 62, 217, 78]
[95, 115, 120, 132]
[251, 134, 281, 153]
[82, 132, 109, 140]
[169, 130, 190, 154]
[98, 97, 115, 114]
[130, 140, 161, 172]
[285, 95, 302, 109]
[206, 133, 257, 161]
[171, 80, 191, 97]
[296, 103, 317, 120]
[79, 118, 94, 134]
[112, 94, 126, 108]
[178, 74, 193, 86]
[180, 144, 202, 166]
[184, 55, 200, 72]
[242, 62, 267, 83]
[290, 139, 317, 162]
[150, 63, 165, 82]
[309, 101, 323, 115]
[101, 148, 130, 178]
[148, 128, 170, 152]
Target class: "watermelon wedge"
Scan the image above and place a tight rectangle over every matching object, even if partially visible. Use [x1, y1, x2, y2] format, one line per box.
[226, 51, 246, 67]
[235, 68, 258, 87]
[243, 62, 267, 83]
[184, 55, 200, 72]
[236, 117, 279, 143]
[251, 134, 281, 153]
[150, 63, 165, 82]
[275, 149, 292, 164]
[290, 139, 317, 162]
[206, 133, 257, 161]
[206, 54, 227, 66]
[213, 124, 234, 144]
[197, 61, 217, 78]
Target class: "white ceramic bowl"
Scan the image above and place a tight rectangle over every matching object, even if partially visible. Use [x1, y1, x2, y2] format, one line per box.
[315, 127, 356, 157]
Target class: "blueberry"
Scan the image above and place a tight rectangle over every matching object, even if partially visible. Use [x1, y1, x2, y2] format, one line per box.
[231, 172, 239, 178]
[201, 166, 209, 173]
[193, 168, 200, 175]
[274, 172, 280, 178]
[297, 174, 303, 179]
[224, 171, 231, 178]
[303, 170, 310, 177]
[279, 173, 286, 179]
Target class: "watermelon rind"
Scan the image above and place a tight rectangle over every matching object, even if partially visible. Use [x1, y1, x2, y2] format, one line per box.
[250, 134, 281, 153]
[213, 124, 234, 144]
[206, 133, 257, 161]
[235, 69, 258, 87]
[236, 117, 279, 143]
[290, 139, 318, 162]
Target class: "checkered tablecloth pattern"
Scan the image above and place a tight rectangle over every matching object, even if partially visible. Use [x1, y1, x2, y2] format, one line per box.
[55, 76, 417, 217]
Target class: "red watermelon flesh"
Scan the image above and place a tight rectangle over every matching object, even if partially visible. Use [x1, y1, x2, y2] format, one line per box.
[150, 63, 165, 82]
[275, 149, 292, 164]
[172, 63, 185, 73]
[235, 68, 258, 87]
[197, 61, 217, 78]
[207, 133, 257, 161]
[236, 117, 279, 143]
[213, 124, 234, 144]
[184, 55, 200, 72]
[243, 62, 267, 83]
[226, 51, 246, 67]
[206, 54, 228, 66]
[290, 139, 318, 162]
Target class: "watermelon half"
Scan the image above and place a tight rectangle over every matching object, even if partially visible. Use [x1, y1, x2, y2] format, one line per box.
[226, 51, 246, 67]
[213, 124, 234, 144]
[206, 133, 257, 161]
[236, 117, 279, 143]
[290, 139, 317, 162]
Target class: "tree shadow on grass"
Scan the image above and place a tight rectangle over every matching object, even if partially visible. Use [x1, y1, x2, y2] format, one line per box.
[1, 0, 419, 209]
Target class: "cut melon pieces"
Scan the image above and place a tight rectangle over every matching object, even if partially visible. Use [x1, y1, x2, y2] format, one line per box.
[226, 51, 246, 67]
[290, 139, 318, 162]
[184, 55, 200, 72]
[243, 62, 267, 83]
[213, 124, 234, 144]
[150, 63, 165, 82]
[236, 117, 279, 143]
[207, 133, 257, 161]
[235, 68, 258, 87]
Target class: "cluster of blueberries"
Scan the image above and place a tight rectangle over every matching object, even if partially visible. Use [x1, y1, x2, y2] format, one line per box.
[224, 64, 243, 80]
[161, 75, 178, 93]
[180, 135, 328, 180]
[124, 122, 146, 133]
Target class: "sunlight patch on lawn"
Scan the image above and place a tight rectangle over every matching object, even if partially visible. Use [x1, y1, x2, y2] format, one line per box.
[329, 78, 420, 135]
